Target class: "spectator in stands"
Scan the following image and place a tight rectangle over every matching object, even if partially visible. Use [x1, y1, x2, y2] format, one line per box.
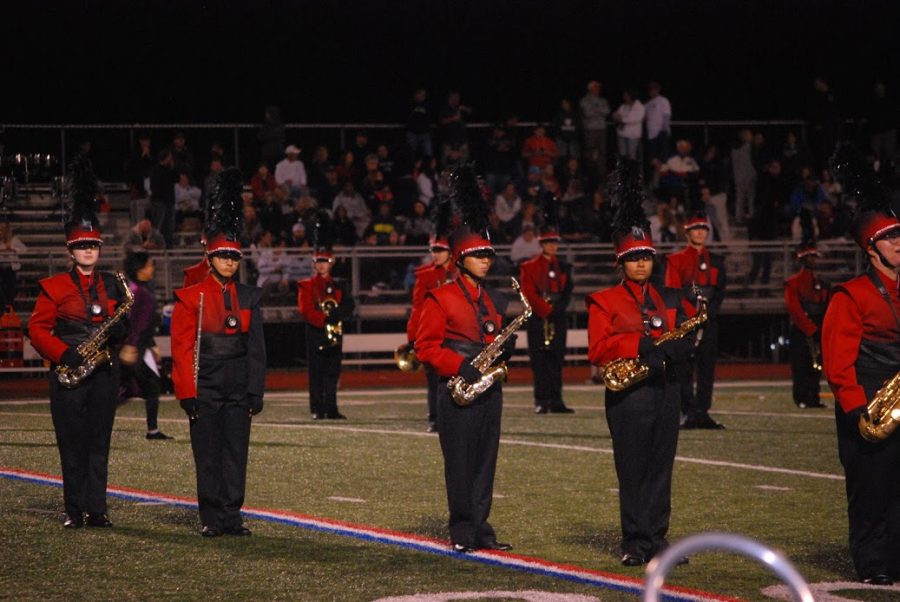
[438, 90, 472, 163]
[332, 205, 359, 247]
[124, 218, 166, 252]
[582, 188, 613, 242]
[613, 88, 645, 160]
[510, 224, 541, 265]
[286, 221, 310, 248]
[360, 154, 386, 210]
[483, 123, 518, 195]
[405, 88, 433, 159]
[645, 80, 672, 163]
[415, 156, 438, 206]
[552, 98, 581, 163]
[275, 145, 307, 199]
[364, 202, 405, 246]
[242, 205, 264, 248]
[752, 132, 773, 175]
[208, 141, 226, 164]
[517, 199, 541, 237]
[281, 189, 318, 238]
[559, 201, 591, 242]
[149, 148, 176, 248]
[254, 185, 284, 237]
[807, 76, 840, 171]
[318, 164, 341, 208]
[495, 182, 523, 239]
[349, 129, 374, 167]
[171, 132, 195, 181]
[335, 150, 360, 186]
[580, 80, 611, 178]
[405, 199, 434, 246]
[377, 144, 395, 185]
[307, 146, 331, 197]
[250, 162, 277, 203]
[820, 168, 843, 207]
[781, 131, 813, 187]
[658, 139, 700, 205]
[0, 221, 25, 307]
[731, 129, 757, 222]
[866, 81, 898, 175]
[258, 106, 286, 170]
[127, 133, 154, 199]
[174, 172, 203, 228]
[522, 126, 560, 170]
[700, 184, 731, 242]
[253, 231, 291, 300]
[332, 181, 371, 239]
[747, 162, 783, 290]
[698, 144, 730, 196]
[648, 200, 678, 243]
[487, 210, 511, 247]
[202, 158, 224, 206]
[559, 158, 588, 205]
[789, 175, 827, 216]
[817, 199, 839, 239]
[541, 164, 561, 196]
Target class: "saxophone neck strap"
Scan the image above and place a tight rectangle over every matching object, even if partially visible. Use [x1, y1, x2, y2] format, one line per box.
[456, 277, 491, 345]
[623, 281, 661, 336]
[69, 269, 104, 324]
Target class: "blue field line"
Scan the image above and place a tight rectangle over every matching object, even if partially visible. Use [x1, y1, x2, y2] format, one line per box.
[2, 467, 732, 602]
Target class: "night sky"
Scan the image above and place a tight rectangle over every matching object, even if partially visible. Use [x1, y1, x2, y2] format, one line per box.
[5, 0, 900, 124]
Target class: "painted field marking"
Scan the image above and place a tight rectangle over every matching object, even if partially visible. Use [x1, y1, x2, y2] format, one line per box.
[753, 485, 792, 492]
[0, 467, 736, 602]
[0, 411, 845, 481]
[327, 496, 367, 503]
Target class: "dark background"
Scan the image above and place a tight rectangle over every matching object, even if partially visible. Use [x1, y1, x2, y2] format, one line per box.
[5, 0, 900, 124]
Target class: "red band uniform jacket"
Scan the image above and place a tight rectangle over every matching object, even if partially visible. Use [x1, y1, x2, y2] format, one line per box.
[407, 262, 454, 343]
[785, 269, 831, 337]
[297, 273, 354, 335]
[664, 245, 726, 317]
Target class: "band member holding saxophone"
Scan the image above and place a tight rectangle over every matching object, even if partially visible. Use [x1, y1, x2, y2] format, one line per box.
[520, 194, 574, 414]
[171, 167, 266, 538]
[664, 210, 727, 430]
[784, 240, 830, 409]
[298, 214, 354, 420]
[822, 146, 900, 586]
[28, 157, 129, 529]
[415, 166, 516, 553]
[405, 202, 455, 432]
[586, 160, 695, 567]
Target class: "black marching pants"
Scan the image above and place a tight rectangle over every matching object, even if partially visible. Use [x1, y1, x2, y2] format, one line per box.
[526, 315, 567, 407]
[425, 365, 439, 423]
[789, 326, 822, 406]
[678, 319, 719, 418]
[436, 379, 503, 547]
[605, 377, 680, 558]
[189, 399, 252, 529]
[306, 326, 342, 415]
[49, 366, 118, 517]
[121, 358, 162, 431]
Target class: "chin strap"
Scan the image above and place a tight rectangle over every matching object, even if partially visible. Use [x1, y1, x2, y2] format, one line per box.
[873, 244, 896, 271]
[455, 260, 483, 284]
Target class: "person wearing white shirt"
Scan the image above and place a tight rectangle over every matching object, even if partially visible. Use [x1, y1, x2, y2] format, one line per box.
[645, 81, 672, 162]
[494, 182, 523, 225]
[275, 145, 308, 199]
[510, 225, 542, 265]
[579, 80, 611, 178]
[174, 173, 202, 213]
[613, 89, 645, 160]
[731, 129, 757, 221]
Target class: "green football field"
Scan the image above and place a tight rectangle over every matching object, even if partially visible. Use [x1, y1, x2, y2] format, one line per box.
[0, 382, 896, 601]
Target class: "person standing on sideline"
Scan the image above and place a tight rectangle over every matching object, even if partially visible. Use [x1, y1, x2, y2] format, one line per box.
[297, 215, 354, 420]
[406, 203, 455, 432]
[644, 81, 672, 163]
[119, 251, 172, 440]
[613, 88, 645, 161]
[580, 80, 611, 179]
[586, 159, 695, 567]
[822, 145, 900, 586]
[28, 157, 130, 529]
[784, 241, 830, 409]
[171, 167, 266, 537]
[415, 164, 516, 554]
[149, 148, 176, 248]
[520, 195, 574, 414]
[665, 212, 727, 429]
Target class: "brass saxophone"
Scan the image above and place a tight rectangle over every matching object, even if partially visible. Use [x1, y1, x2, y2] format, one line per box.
[56, 272, 135, 388]
[448, 277, 532, 406]
[318, 296, 343, 351]
[858, 371, 900, 442]
[602, 299, 708, 392]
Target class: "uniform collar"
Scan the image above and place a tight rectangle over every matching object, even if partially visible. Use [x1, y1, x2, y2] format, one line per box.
[623, 278, 648, 300]
[458, 274, 481, 297]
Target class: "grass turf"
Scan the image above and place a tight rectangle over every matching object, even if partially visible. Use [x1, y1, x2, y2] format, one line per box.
[0, 384, 887, 601]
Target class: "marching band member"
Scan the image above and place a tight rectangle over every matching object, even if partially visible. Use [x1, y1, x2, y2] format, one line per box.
[28, 158, 129, 529]
[519, 194, 574, 414]
[664, 210, 727, 429]
[297, 214, 354, 420]
[171, 167, 267, 537]
[822, 146, 900, 585]
[586, 160, 694, 566]
[784, 240, 830, 409]
[415, 167, 515, 553]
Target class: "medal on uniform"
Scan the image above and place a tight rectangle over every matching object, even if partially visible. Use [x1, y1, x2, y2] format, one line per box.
[813, 281, 822, 291]
[225, 315, 239, 329]
[548, 270, 556, 279]
[650, 315, 663, 329]
[482, 320, 497, 335]
[326, 285, 334, 295]
[699, 261, 708, 271]
[90, 303, 103, 316]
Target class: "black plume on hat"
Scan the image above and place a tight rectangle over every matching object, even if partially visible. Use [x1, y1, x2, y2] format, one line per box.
[64, 155, 101, 235]
[447, 163, 489, 238]
[541, 191, 560, 231]
[431, 193, 455, 241]
[312, 209, 333, 251]
[609, 158, 650, 238]
[205, 166, 244, 241]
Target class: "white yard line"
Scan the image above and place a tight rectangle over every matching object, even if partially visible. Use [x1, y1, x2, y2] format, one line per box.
[0, 410, 845, 481]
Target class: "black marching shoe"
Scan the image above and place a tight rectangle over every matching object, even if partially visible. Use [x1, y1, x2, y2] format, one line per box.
[326, 411, 347, 420]
[862, 574, 893, 586]
[549, 403, 575, 414]
[63, 514, 84, 529]
[481, 541, 513, 551]
[201, 525, 222, 538]
[85, 513, 113, 528]
[621, 553, 646, 567]
[312, 413, 325, 420]
[452, 543, 477, 553]
[146, 430, 174, 440]
[223, 525, 252, 536]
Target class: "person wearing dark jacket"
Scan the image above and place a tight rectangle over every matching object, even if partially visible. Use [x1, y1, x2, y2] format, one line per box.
[150, 148, 177, 248]
[258, 106, 286, 170]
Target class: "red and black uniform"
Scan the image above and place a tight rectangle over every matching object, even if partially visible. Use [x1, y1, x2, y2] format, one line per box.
[784, 268, 830, 407]
[297, 272, 354, 418]
[519, 253, 573, 411]
[28, 269, 127, 522]
[586, 279, 692, 561]
[664, 244, 726, 423]
[823, 268, 900, 580]
[407, 261, 454, 426]
[183, 258, 209, 288]
[171, 273, 266, 532]
[415, 274, 509, 549]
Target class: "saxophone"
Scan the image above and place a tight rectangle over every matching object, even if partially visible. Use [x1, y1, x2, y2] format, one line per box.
[858, 371, 900, 442]
[602, 299, 708, 392]
[318, 296, 343, 351]
[56, 272, 135, 388]
[448, 278, 532, 406]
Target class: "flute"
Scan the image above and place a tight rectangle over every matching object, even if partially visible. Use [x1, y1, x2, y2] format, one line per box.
[193, 292, 204, 390]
